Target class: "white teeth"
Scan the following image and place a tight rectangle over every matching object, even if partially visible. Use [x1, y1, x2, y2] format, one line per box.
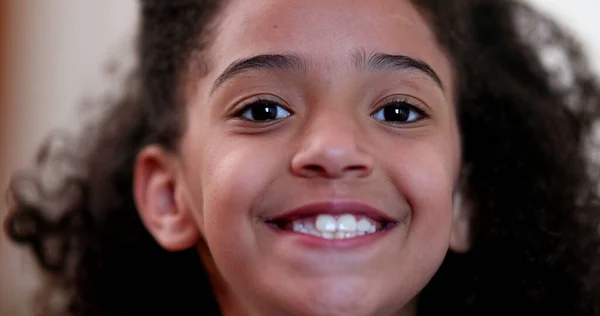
[304, 222, 314, 231]
[291, 214, 380, 239]
[315, 215, 337, 232]
[337, 214, 357, 232]
[309, 230, 321, 237]
[357, 218, 372, 232]
[293, 221, 304, 232]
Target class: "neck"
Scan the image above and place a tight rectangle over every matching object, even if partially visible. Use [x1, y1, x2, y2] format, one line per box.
[197, 241, 251, 316]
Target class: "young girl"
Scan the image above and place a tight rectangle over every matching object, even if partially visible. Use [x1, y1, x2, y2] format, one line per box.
[5, 0, 600, 315]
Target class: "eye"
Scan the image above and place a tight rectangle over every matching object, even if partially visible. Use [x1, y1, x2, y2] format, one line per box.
[239, 98, 292, 122]
[371, 98, 428, 124]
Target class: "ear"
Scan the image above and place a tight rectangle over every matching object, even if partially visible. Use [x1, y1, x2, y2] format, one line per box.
[133, 145, 200, 251]
[449, 190, 472, 253]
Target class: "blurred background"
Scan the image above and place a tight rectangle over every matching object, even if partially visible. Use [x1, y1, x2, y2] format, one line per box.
[0, 1, 599, 315]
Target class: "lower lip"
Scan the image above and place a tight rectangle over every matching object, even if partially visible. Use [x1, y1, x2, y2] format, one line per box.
[269, 226, 392, 250]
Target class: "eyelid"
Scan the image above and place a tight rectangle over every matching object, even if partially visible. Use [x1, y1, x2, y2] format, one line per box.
[229, 95, 295, 126]
[231, 94, 294, 116]
[371, 94, 431, 117]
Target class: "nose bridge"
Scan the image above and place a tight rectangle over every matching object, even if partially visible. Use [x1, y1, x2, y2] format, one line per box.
[291, 105, 374, 178]
[308, 107, 357, 148]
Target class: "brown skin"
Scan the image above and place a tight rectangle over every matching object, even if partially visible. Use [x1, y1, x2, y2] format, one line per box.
[5, 0, 600, 315]
[134, 0, 469, 315]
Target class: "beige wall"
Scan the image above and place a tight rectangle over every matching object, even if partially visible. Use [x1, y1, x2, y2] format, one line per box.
[0, 1, 137, 315]
[528, 0, 600, 73]
[0, 1, 598, 315]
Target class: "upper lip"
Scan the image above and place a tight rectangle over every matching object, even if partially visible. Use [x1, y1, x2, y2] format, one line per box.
[266, 201, 396, 223]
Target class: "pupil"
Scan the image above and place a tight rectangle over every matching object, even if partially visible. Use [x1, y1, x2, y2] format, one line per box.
[251, 102, 278, 121]
[384, 105, 409, 121]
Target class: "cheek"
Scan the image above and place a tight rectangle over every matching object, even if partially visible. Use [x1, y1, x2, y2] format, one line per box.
[203, 149, 268, 223]
[384, 138, 456, 255]
[192, 139, 283, 269]
[181, 115, 282, 230]
[390, 143, 456, 296]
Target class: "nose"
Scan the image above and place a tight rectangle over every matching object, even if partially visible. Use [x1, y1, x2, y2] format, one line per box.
[291, 117, 374, 179]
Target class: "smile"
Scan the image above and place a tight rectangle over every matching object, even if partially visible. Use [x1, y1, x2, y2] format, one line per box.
[265, 202, 398, 240]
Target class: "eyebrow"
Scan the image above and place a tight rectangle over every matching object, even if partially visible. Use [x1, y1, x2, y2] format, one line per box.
[211, 51, 444, 93]
[352, 50, 444, 90]
[212, 54, 306, 93]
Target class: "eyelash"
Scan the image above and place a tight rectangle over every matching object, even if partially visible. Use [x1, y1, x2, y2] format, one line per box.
[370, 96, 430, 124]
[234, 96, 430, 124]
[235, 97, 293, 122]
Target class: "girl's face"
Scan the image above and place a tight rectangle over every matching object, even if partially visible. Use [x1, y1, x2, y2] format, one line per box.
[175, 0, 460, 314]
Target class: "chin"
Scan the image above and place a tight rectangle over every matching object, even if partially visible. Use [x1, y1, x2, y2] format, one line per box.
[268, 278, 408, 316]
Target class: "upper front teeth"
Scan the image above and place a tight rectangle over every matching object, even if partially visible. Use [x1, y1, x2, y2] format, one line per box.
[293, 214, 378, 239]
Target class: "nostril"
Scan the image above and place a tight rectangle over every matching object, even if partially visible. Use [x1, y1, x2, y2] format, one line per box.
[344, 165, 370, 177]
[305, 165, 324, 172]
[299, 164, 332, 178]
[346, 165, 366, 171]
[299, 164, 370, 178]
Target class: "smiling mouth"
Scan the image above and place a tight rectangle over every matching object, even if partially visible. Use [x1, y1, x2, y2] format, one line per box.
[267, 213, 397, 239]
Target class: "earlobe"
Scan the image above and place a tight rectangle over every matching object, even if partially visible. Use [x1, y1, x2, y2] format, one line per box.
[133, 145, 201, 251]
[449, 191, 472, 253]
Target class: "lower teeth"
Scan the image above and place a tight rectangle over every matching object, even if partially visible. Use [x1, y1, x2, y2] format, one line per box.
[297, 228, 373, 239]
[280, 214, 382, 239]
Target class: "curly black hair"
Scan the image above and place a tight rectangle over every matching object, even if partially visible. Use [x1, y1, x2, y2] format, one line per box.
[4, 0, 600, 315]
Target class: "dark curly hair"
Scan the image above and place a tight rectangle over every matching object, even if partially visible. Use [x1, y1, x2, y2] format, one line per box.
[4, 0, 600, 315]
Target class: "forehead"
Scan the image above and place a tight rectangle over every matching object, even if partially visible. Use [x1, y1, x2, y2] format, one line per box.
[206, 0, 454, 94]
